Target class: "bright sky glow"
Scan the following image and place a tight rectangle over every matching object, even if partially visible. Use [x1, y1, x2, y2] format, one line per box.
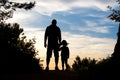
[7, 0, 118, 70]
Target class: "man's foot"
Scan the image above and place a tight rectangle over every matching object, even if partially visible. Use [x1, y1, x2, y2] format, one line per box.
[45, 67, 49, 71]
[65, 69, 69, 71]
[62, 67, 64, 71]
[55, 66, 59, 71]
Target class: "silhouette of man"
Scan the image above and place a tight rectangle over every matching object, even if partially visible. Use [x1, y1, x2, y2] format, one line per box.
[44, 19, 61, 70]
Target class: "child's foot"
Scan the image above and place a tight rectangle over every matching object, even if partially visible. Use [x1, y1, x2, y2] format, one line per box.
[55, 66, 59, 71]
[62, 67, 64, 71]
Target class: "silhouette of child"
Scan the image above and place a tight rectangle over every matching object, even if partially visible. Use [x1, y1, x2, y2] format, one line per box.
[59, 40, 70, 70]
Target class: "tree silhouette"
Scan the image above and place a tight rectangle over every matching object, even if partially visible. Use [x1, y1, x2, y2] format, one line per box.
[108, 0, 120, 67]
[72, 56, 97, 72]
[72, 56, 82, 71]
[0, 0, 43, 73]
[0, 0, 35, 22]
[0, 23, 43, 73]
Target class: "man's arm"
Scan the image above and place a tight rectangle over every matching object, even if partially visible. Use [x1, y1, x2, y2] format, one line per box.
[58, 28, 61, 44]
[44, 28, 47, 48]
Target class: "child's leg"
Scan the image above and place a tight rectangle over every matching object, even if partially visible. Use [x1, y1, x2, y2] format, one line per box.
[65, 58, 68, 70]
[61, 57, 64, 70]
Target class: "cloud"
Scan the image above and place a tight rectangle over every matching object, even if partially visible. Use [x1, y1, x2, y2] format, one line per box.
[68, 20, 111, 34]
[29, 0, 116, 16]
[34, 0, 71, 16]
[7, 10, 36, 24]
[61, 32, 116, 60]
[83, 20, 110, 33]
[11, 0, 117, 12]
[75, 26, 110, 33]
[19, 25, 116, 60]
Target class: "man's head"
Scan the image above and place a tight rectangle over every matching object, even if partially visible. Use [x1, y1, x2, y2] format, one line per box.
[52, 19, 57, 25]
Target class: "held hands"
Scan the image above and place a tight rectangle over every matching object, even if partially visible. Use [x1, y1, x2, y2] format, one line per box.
[58, 41, 62, 46]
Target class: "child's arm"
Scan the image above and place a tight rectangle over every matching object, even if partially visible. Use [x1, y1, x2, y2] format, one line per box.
[58, 46, 62, 51]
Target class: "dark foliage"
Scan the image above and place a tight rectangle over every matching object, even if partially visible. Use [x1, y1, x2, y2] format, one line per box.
[108, 0, 120, 70]
[108, 0, 120, 22]
[0, 0, 35, 22]
[0, 22, 42, 73]
[72, 56, 97, 72]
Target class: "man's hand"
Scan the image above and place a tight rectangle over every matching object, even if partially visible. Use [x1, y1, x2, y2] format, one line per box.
[44, 43, 47, 48]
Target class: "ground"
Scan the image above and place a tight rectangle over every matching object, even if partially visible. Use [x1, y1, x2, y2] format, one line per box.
[2, 70, 79, 80]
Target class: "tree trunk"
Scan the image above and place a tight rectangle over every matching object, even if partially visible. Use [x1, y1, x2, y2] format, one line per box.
[112, 23, 120, 66]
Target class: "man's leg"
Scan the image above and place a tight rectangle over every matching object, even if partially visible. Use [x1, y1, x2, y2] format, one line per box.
[46, 57, 50, 70]
[46, 48, 52, 70]
[54, 50, 59, 70]
[61, 57, 64, 70]
[55, 56, 59, 68]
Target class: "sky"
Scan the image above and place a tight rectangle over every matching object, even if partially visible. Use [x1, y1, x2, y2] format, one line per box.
[7, 0, 119, 70]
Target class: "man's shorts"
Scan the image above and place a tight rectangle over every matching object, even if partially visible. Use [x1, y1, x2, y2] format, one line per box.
[47, 46, 59, 58]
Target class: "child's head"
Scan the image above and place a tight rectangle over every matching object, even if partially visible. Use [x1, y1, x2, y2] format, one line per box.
[61, 40, 68, 46]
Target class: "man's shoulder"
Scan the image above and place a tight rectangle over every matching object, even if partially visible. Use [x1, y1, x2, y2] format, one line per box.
[56, 26, 60, 30]
[46, 25, 51, 29]
[48, 25, 60, 29]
